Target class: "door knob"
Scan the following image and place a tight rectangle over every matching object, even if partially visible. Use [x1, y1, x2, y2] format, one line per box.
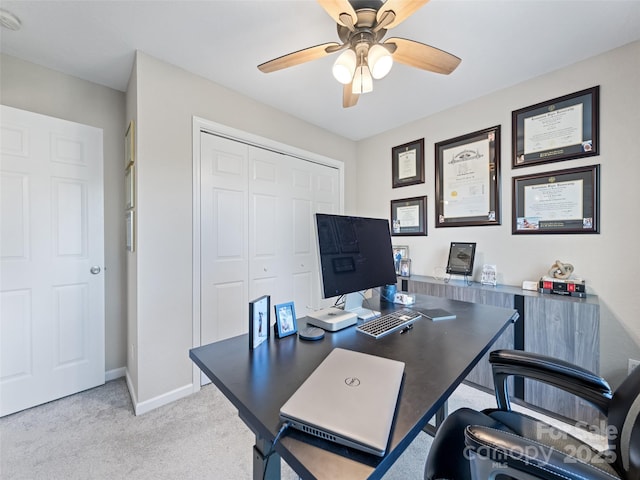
[90, 266, 101, 274]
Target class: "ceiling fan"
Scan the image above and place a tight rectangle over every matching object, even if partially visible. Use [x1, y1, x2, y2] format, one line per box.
[257, 0, 461, 108]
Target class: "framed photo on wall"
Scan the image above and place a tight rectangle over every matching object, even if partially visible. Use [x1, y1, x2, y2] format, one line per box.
[249, 295, 270, 350]
[512, 164, 600, 234]
[512, 86, 599, 168]
[435, 126, 501, 228]
[391, 196, 427, 236]
[392, 139, 425, 188]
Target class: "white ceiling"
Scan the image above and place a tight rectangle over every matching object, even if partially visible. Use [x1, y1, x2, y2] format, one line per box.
[1, 0, 639, 140]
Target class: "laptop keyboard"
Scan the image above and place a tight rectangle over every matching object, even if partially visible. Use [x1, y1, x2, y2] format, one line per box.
[356, 309, 422, 339]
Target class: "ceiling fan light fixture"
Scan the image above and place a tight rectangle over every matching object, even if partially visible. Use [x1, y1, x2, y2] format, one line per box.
[352, 64, 373, 95]
[332, 49, 357, 85]
[368, 44, 393, 79]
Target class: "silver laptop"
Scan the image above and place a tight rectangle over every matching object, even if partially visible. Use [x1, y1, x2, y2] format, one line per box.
[279, 348, 405, 456]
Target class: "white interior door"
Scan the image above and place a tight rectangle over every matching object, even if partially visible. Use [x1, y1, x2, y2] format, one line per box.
[0, 106, 105, 416]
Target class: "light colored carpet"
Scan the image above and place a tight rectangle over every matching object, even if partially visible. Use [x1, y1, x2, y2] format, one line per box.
[0, 378, 603, 479]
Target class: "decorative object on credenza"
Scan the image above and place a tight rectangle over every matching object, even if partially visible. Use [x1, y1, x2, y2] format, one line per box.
[274, 301, 298, 338]
[391, 196, 427, 236]
[512, 86, 599, 168]
[444, 242, 476, 285]
[392, 245, 409, 274]
[249, 295, 270, 350]
[399, 258, 411, 277]
[435, 126, 501, 228]
[548, 260, 574, 280]
[392, 139, 424, 188]
[539, 277, 586, 298]
[512, 165, 600, 235]
[480, 264, 497, 286]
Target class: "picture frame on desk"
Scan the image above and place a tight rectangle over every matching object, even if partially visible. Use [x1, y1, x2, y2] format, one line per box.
[274, 302, 297, 338]
[393, 245, 409, 275]
[249, 295, 270, 350]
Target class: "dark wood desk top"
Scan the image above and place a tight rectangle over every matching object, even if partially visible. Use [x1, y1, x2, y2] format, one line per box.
[190, 294, 518, 480]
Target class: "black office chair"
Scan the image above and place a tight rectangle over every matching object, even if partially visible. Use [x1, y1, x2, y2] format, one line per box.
[425, 349, 640, 480]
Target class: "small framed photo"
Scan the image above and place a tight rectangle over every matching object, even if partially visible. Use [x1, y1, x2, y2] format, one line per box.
[249, 295, 270, 350]
[392, 245, 409, 275]
[399, 258, 411, 277]
[481, 264, 497, 286]
[446, 242, 477, 276]
[274, 302, 297, 338]
[392, 139, 425, 188]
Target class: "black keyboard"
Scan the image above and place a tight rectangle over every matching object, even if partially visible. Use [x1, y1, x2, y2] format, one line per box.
[356, 309, 422, 339]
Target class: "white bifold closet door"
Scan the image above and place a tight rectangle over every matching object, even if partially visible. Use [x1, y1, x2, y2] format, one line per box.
[199, 132, 339, 347]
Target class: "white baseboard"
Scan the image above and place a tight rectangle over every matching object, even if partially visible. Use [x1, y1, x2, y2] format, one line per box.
[129, 380, 194, 416]
[105, 367, 126, 382]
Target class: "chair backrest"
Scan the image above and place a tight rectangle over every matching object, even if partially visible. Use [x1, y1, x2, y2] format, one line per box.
[608, 365, 640, 479]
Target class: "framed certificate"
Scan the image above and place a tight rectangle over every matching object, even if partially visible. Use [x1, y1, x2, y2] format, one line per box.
[512, 164, 600, 234]
[435, 126, 501, 228]
[512, 86, 599, 168]
[391, 196, 427, 236]
[392, 139, 425, 188]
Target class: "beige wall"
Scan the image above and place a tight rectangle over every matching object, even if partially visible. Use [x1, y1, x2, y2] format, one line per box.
[0, 53, 127, 376]
[356, 40, 640, 386]
[130, 52, 358, 408]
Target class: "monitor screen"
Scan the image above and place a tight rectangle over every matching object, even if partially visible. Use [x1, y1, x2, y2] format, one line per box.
[315, 213, 398, 299]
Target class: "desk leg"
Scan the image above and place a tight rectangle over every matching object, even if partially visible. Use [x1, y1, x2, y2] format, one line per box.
[254, 435, 281, 480]
[423, 400, 448, 436]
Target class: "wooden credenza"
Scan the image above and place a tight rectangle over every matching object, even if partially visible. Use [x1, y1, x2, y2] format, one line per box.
[400, 275, 602, 425]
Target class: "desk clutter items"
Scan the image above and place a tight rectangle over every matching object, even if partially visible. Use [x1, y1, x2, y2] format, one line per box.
[298, 326, 325, 341]
[539, 259, 586, 297]
[394, 293, 415, 305]
[249, 295, 270, 350]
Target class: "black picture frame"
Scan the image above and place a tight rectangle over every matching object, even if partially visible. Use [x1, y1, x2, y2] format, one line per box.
[249, 295, 270, 350]
[512, 86, 599, 168]
[274, 302, 298, 338]
[512, 164, 600, 234]
[435, 126, 501, 228]
[392, 139, 425, 188]
[446, 242, 477, 275]
[391, 196, 427, 236]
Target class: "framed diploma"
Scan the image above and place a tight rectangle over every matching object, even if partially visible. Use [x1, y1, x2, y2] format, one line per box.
[435, 126, 501, 228]
[391, 196, 427, 236]
[512, 164, 599, 235]
[512, 86, 599, 168]
[392, 139, 425, 188]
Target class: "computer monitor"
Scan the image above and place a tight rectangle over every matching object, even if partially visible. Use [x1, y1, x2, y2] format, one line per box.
[314, 213, 398, 321]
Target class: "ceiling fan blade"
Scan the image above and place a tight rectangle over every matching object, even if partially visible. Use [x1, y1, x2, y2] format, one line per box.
[376, 0, 430, 30]
[343, 84, 359, 108]
[385, 37, 461, 75]
[317, 0, 358, 30]
[258, 42, 341, 73]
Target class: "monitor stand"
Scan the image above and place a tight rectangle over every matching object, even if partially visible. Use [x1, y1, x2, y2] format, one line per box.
[344, 291, 380, 321]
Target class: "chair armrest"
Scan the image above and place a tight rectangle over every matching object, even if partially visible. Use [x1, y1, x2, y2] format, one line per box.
[489, 350, 612, 415]
[465, 425, 620, 480]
